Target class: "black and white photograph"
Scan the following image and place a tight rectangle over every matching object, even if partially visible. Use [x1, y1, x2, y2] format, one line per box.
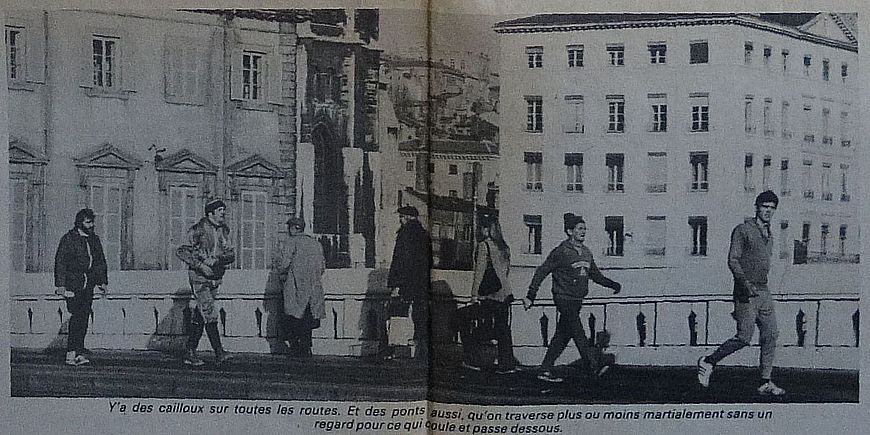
[2, 1, 865, 434]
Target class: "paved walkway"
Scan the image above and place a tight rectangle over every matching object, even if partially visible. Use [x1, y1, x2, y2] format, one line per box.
[12, 348, 857, 404]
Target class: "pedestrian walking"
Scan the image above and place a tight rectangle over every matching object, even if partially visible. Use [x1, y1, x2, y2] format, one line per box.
[54, 208, 108, 366]
[272, 216, 326, 358]
[697, 191, 785, 396]
[524, 213, 622, 383]
[176, 199, 235, 366]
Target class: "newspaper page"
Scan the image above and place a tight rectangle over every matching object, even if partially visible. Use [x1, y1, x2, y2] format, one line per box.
[1, 0, 868, 434]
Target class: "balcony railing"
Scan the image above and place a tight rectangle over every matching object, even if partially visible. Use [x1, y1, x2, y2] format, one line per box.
[807, 251, 860, 264]
[803, 190, 815, 199]
[803, 134, 815, 143]
[841, 139, 851, 147]
[782, 130, 793, 139]
[841, 193, 851, 202]
[644, 246, 666, 256]
[822, 136, 833, 145]
[645, 183, 667, 193]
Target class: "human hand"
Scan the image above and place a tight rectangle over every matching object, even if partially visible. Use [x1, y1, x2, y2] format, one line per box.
[612, 282, 622, 294]
[98, 284, 109, 297]
[55, 286, 66, 296]
[522, 297, 533, 310]
[199, 264, 214, 277]
[203, 257, 217, 267]
[470, 296, 479, 305]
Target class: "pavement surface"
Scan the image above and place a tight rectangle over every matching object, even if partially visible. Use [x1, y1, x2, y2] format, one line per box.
[11, 348, 857, 404]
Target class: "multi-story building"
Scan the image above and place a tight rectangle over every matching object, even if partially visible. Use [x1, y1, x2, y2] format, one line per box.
[495, 13, 859, 368]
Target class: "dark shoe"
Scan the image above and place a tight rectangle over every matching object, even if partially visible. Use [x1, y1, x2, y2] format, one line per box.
[183, 350, 205, 367]
[461, 361, 483, 371]
[214, 349, 231, 365]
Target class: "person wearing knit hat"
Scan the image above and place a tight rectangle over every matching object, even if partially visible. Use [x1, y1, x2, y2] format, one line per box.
[697, 190, 785, 396]
[176, 198, 235, 366]
[524, 212, 622, 383]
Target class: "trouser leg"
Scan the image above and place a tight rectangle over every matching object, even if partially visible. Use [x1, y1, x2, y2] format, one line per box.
[541, 302, 579, 368]
[410, 296, 429, 359]
[755, 289, 778, 379]
[488, 300, 515, 368]
[67, 286, 94, 352]
[706, 299, 756, 364]
[187, 308, 204, 350]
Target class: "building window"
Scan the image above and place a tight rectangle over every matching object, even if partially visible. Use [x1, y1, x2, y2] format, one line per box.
[168, 186, 201, 270]
[405, 161, 413, 171]
[313, 71, 335, 102]
[448, 164, 458, 175]
[840, 111, 851, 147]
[88, 182, 123, 271]
[840, 164, 850, 202]
[689, 41, 708, 64]
[779, 221, 790, 259]
[567, 45, 584, 68]
[238, 190, 267, 269]
[781, 49, 789, 73]
[763, 45, 772, 67]
[802, 103, 814, 142]
[821, 59, 830, 81]
[564, 153, 583, 192]
[801, 221, 811, 246]
[164, 38, 207, 105]
[523, 215, 542, 255]
[607, 95, 625, 133]
[690, 152, 708, 192]
[607, 44, 624, 66]
[5, 26, 25, 82]
[649, 94, 667, 132]
[449, 190, 458, 197]
[689, 216, 708, 256]
[606, 153, 625, 192]
[645, 216, 666, 256]
[744, 153, 755, 192]
[841, 63, 848, 81]
[525, 96, 543, 132]
[428, 162, 435, 174]
[605, 216, 624, 257]
[92, 35, 120, 89]
[839, 224, 847, 255]
[781, 101, 791, 138]
[690, 94, 709, 132]
[762, 156, 772, 190]
[526, 46, 543, 68]
[744, 96, 754, 133]
[242, 51, 264, 100]
[820, 223, 830, 255]
[646, 152, 667, 193]
[780, 159, 790, 196]
[821, 163, 832, 201]
[649, 43, 666, 64]
[9, 179, 31, 272]
[821, 108, 831, 145]
[524, 152, 542, 192]
[802, 159, 814, 199]
[562, 95, 585, 133]
[744, 42, 753, 64]
[762, 99, 772, 136]
[803, 55, 811, 77]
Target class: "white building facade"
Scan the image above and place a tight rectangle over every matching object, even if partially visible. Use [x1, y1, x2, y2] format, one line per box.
[495, 13, 859, 369]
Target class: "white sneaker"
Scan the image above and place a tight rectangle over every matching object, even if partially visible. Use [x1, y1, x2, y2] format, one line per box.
[757, 381, 786, 396]
[65, 351, 77, 366]
[697, 357, 713, 387]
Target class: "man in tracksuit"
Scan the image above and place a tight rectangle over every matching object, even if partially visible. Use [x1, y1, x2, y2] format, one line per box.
[176, 199, 235, 366]
[54, 208, 108, 366]
[523, 213, 622, 383]
[697, 190, 785, 396]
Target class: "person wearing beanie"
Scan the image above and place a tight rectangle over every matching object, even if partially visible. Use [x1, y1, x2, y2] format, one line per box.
[176, 199, 235, 366]
[697, 190, 785, 396]
[54, 208, 108, 366]
[386, 205, 432, 361]
[523, 212, 622, 383]
[272, 216, 326, 358]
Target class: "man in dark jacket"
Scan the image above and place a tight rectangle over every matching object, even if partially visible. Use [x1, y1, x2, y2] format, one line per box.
[54, 208, 108, 366]
[697, 191, 785, 396]
[176, 199, 235, 366]
[524, 213, 621, 383]
[387, 205, 432, 361]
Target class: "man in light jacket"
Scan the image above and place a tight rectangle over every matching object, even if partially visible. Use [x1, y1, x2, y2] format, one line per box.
[272, 216, 326, 358]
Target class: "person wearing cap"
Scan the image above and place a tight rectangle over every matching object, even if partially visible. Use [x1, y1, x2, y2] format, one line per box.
[386, 205, 432, 361]
[54, 208, 108, 366]
[176, 199, 235, 366]
[271, 216, 326, 358]
[523, 213, 622, 383]
[697, 190, 785, 396]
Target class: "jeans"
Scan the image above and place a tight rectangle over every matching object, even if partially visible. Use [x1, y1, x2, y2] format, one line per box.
[66, 285, 95, 352]
[706, 285, 779, 379]
[541, 300, 598, 370]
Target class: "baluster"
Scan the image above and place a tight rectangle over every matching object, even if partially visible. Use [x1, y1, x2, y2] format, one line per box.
[219, 307, 227, 336]
[796, 309, 807, 347]
[852, 309, 859, 347]
[588, 313, 596, 347]
[255, 307, 263, 337]
[688, 311, 698, 346]
[636, 312, 647, 347]
[539, 313, 549, 347]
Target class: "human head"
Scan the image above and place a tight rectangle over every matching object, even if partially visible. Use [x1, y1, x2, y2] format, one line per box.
[563, 213, 586, 243]
[205, 199, 227, 225]
[397, 205, 419, 225]
[754, 190, 778, 224]
[287, 216, 305, 235]
[74, 208, 96, 234]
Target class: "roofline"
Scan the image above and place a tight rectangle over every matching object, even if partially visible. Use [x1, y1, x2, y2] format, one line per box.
[493, 14, 857, 53]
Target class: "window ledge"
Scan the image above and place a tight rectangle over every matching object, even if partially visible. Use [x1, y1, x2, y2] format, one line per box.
[82, 86, 135, 100]
[165, 97, 206, 107]
[235, 100, 280, 112]
[8, 81, 36, 92]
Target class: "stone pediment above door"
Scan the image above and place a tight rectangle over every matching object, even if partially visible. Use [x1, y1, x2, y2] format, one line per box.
[157, 148, 218, 174]
[75, 143, 143, 170]
[9, 139, 48, 165]
[226, 154, 285, 179]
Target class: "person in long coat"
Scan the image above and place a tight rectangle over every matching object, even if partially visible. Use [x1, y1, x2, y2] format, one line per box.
[272, 216, 326, 358]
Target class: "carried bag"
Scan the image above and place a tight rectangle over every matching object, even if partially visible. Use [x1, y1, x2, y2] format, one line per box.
[478, 242, 501, 296]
